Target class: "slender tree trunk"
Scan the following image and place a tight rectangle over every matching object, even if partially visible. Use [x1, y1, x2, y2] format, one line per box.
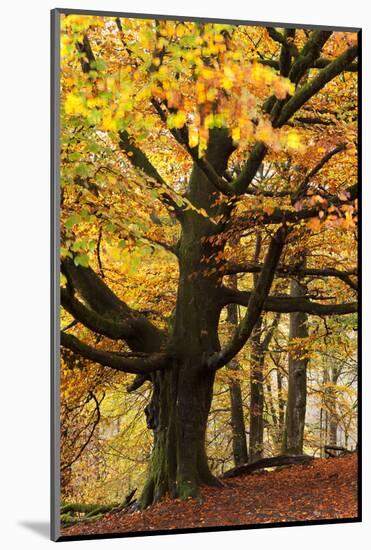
[277, 368, 285, 441]
[229, 377, 249, 466]
[249, 316, 265, 462]
[328, 366, 340, 446]
[282, 277, 308, 455]
[227, 276, 248, 467]
[248, 235, 265, 462]
[329, 418, 337, 446]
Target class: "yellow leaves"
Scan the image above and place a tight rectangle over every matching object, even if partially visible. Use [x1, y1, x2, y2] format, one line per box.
[138, 28, 154, 50]
[198, 127, 209, 158]
[62, 14, 93, 31]
[100, 108, 117, 132]
[201, 67, 215, 80]
[221, 66, 236, 91]
[340, 210, 357, 230]
[196, 81, 206, 104]
[231, 127, 240, 144]
[64, 93, 88, 116]
[206, 88, 218, 102]
[188, 126, 199, 148]
[167, 110, 187, 129]
[263, 206, 275, 216]
[105, 76, 117, 93]
[285, 129, 305, 152]
[60, 34, 73, 59]
[255, 119, 274, 144]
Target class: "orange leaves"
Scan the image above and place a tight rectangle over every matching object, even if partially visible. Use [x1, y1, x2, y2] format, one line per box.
[62, 454, 358, 537]
[272, 76, 295, 100]
[254, 119, 304, 152]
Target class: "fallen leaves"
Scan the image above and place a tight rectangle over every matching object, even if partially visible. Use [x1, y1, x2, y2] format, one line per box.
[61, 453, 358, 537]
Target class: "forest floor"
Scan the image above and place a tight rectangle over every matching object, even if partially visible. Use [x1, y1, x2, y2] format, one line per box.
[61, 453, 358, 538]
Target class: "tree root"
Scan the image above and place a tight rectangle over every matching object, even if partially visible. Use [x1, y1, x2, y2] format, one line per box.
[61, 488, 137, 526]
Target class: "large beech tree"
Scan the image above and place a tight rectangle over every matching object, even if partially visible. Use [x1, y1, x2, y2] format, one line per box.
[59, 15, 358, 507]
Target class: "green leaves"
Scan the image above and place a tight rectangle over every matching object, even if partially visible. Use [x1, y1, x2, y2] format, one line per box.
[87, 109, 102, 125]
[104, 222, 117, 233]
[73, 254, 90, 268]
[65, 213, 81, 229]
[75, 163, 90, 177]
[91, 58, 107, 71]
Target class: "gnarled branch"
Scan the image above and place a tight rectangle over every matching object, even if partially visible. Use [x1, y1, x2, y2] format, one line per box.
[208, 225, 288, 371]
[61, 287, 138, 341]
[61, 259, 165, 352]
[273, 45, 358, 127]
[61, 332, 170, 375]
[221, 286, 357, 316]
[223, 263, 357, 290]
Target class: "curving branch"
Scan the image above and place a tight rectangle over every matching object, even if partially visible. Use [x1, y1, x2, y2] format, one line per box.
[232, 182, 357, 228]
[61, 332, 170, 375]
[127, 374, 150, 393]
[61, 391, 103, 472]
[230, 142, 268, 196]
[75, 34, 181, 218]
[61, 287, 138, 341]
[256, 57, 358, 73]
[61, 259, 165, 352]
[287, 31, 332, 85]
[273, 45, 358, 127]
[230, 32, 333, 196]
[292, 143, 347, 202]
[221, 286, 357, 315]
[118, 129, 183, 216]
[207, 225, 289, 371]
[223, 263, 357, 290]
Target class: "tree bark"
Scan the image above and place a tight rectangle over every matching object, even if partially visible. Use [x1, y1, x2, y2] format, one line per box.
[282, 277, 308, 455]
[328, 366, 341, 446]
[226, 279, 248, 467]
[140, 129, 233, 506]
[249, 316, 265, 462]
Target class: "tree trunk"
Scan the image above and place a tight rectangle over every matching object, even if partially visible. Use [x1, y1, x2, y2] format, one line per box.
[277, 368, 285, 441]
[227, 276, 248, 467]
[328, 365, 340, 446]
[229, 380, 248, 466]
[249, 316, 265, 462]
[282, 277, 308, 455]
[140, 129, 234, 507]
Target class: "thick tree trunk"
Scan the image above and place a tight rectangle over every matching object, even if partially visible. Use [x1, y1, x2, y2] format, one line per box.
[140, 365, 219, 507]
[140, 129, 234, 507]
[282, 278, 308, 455]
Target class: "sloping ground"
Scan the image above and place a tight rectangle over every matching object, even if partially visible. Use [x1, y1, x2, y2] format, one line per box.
[62, 454, 358, 537]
